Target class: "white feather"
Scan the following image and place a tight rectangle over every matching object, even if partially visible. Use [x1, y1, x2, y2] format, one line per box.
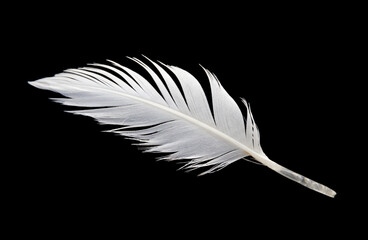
[29, 56, 336, 197]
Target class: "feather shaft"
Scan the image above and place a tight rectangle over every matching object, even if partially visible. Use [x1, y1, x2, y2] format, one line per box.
[248, 153, 336, 198]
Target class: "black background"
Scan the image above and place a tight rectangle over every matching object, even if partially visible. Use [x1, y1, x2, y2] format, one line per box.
[8, 2, 362, 238]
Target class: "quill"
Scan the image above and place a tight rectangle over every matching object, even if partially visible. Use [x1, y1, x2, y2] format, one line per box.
[29, 56, 336, 197]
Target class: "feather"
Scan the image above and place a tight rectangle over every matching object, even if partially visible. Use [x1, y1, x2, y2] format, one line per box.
[29, 56, 336, 198]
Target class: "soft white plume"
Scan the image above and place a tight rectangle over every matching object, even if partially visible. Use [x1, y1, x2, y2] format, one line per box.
[29, 56, 336, 197]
